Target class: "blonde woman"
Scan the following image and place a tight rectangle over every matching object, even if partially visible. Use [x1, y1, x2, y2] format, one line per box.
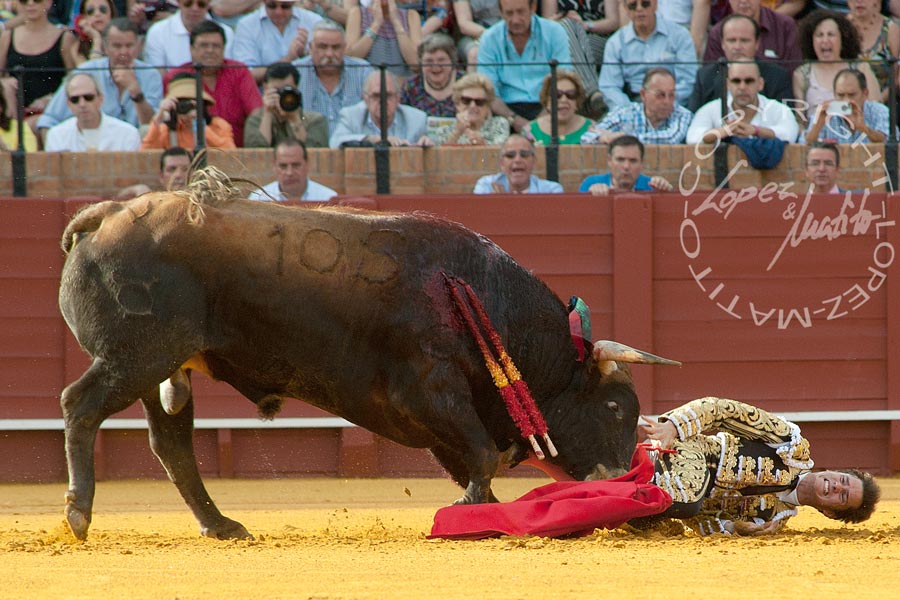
[428, 72, 509, 146]
[526, 70, 593, 145]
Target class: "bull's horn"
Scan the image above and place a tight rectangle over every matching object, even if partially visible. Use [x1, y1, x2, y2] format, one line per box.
[592, 341, 681, 375]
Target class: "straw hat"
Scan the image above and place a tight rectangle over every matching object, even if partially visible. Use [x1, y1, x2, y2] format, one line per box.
[166, 77, 215, 105]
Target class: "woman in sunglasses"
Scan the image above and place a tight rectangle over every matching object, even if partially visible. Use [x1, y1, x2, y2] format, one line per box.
[70, 0, 116, 65]
[525, 70, 592, 145]
[427, 72, 508, 146]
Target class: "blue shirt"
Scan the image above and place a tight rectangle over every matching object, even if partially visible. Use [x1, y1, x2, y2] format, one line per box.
[293, 56, 373, 136]
[36, 58, 163, 130]
[473, 173, 564, 194]
[578, 172, 653, 192]
[585, 102, 693, 145]
[599, 14, 698, 112]
[807, 100, 895, 143]
[477, 15, 571, 105]
[233, 5, 323, 68]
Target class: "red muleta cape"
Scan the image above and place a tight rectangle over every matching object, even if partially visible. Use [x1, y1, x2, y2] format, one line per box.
[428, 447, 672, 540]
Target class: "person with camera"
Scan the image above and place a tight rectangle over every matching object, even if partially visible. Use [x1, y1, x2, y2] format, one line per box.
[140, 71, 235, 149]
[245, 61, 328, 148]
[803, 68, 891, 145]
[163, 20, 261, 146]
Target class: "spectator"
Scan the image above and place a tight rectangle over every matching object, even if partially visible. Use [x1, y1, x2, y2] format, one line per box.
[345, 0, 422, 79]
[245, 61, 328, 148]
[249, 138, 337, 201]
[538, 0, 605, 106]
[540, 0, 619, 67]
[704, 0, 802, 68]
[400, 32, 464, 117]
[687, 14, 792, 112]
[584, 67, 691, 144]
[293, 19, 373, 135]
[526, 69, 593, 145]
[329, 70, 430, 147]
[143, 0, 235, 72]
[0, 80, 39, 151]
[233, 0, 322, 84]
[44, 72, 141, 150]
[38, 19, 162, 140]
[848, 0, 899, 103]
[299, 0, 348, 24]
[453, 0, 500, 68]
[165, 20, 261, 146]
[804, 67, 891, 144]
[420, 0, 453, 38]
[804, 141, 844, 194]
[127, 0, 179, 35]
[140, 71, 236, 149]
[477, 0, 571, 131]
[686, 61, 799, 144]
[116, 145, 193, 197]
[428, 72, 509, 145]
[578, 134, 672, 195]
[653, 0, 710, 58]
[598, 0, 697, 112]
[0, 0, 76, 126]
[473, 134, 563, 193]
[70, 0, 115, 65]
[794, 10, 880, 124]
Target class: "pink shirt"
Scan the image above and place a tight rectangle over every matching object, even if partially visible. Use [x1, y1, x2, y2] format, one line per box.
[166, 59, 262, 147]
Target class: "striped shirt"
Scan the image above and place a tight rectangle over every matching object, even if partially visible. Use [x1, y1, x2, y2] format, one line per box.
[292, 56, 374, 135]
[584, 102, 692, 145]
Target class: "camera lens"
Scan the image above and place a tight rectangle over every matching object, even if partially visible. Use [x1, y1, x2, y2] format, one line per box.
[277, 86, 302, 112]
[175, 99, 196, 115]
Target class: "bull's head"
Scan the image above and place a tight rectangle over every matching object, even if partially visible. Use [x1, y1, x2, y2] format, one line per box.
[531, 340, 680, 482]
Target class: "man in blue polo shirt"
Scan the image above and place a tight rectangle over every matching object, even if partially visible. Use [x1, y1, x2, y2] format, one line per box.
[579, 135, 672, 195]
[476, 0, 570, 134]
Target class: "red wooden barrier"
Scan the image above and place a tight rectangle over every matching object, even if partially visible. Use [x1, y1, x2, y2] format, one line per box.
[0, 192, 897, 481]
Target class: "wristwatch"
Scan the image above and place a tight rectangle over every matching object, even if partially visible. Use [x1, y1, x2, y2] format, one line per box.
[130, 92, 145, 104]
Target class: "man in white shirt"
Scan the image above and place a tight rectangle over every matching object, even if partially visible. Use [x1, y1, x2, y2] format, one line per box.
[44, 73, 142, 152]
[686, 61, 798, 145]
[249, 138, 337, 201]
[143, 0, 236, 73]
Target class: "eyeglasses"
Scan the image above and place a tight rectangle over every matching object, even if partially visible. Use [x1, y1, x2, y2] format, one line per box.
[459, 95, 488, 107]
[84, 5, 109, 15]
[728, 77, 757, 85]
[626, 0, 651, 10]
[20, 0, 45, 5]
[807, 160, 837, 168]
[644, 89, 676, 100]
[366, 92, 397, 100]
[194, 40, 224, 50]
[68, 93, 97, 104]
[556, 89, 578, 100]
[180, 0, 208, 8]
[502, 149, 534, 159]
[265, 1, 294, 9]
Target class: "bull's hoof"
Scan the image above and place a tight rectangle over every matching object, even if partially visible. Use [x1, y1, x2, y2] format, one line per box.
[200, 518, 254, 540]
[65, 503, 91, 541]
[452, 491, 499, 505]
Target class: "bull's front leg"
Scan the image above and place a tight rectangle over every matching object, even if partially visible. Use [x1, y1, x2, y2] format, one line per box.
[61, 359, 140, 540]
[140, 386, 251, 540]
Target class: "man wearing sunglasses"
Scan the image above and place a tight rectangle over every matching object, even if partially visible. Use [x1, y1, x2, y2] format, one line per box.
[599, 0, 697, 113]
[473, 134, 563, 194]
[144, 0, 235, 73]
[476, 0, 570, 133]
[583, 67, 692, 145]
[329, 70, 430, 147]
[37, 19, 163, 142]
[686, 60, 798, 145]
[44, 72, 141, 151]
[234, 0, 323, 84]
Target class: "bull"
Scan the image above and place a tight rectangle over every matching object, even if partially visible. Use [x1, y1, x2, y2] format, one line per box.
[58, 173, 678, 540]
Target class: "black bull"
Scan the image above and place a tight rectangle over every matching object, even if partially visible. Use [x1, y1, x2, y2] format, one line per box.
[58, 192, 677, 540]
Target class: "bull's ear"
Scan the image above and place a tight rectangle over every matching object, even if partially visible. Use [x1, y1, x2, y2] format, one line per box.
[592, 340, 681, 375]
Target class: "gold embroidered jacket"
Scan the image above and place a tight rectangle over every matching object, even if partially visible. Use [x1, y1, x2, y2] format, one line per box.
[655, 397, 814, 535]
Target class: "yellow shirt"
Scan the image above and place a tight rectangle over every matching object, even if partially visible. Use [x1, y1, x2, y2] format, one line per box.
[0, 120, 38, 152]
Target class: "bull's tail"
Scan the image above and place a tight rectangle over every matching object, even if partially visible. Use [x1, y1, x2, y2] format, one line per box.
[61, 201, 127, 254]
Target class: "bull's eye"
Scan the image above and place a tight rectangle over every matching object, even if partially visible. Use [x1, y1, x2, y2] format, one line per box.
[606, 401, 620, 413]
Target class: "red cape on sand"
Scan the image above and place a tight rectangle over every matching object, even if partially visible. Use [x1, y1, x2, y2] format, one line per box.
[428, 447, 672, 540]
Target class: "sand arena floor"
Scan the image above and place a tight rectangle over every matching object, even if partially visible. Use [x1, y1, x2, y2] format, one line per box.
[1, 476, 899, 600]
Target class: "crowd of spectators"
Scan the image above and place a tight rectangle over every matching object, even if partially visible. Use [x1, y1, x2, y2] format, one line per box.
[1, 0, 897, 197]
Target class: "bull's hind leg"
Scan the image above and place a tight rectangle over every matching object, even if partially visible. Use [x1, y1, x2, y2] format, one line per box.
[139, 388, 252, 540]
[61, 359, 147, 540]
